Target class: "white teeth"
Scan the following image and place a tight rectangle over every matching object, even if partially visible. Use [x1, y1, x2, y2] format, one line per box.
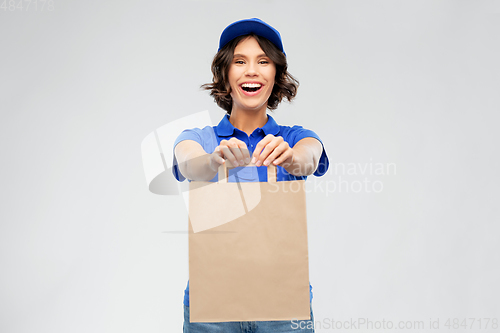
[242, 83, 262, 88]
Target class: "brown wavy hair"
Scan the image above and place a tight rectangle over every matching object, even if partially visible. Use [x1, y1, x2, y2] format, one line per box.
[201, 33, 299, 114]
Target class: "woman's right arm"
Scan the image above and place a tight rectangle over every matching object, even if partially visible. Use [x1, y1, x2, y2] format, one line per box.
[174, 138, 251, 181]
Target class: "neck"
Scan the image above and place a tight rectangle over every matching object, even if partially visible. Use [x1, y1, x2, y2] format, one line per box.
[229, 108, 268, 136]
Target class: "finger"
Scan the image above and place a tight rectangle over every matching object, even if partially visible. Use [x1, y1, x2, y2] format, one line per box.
[227, 138, 251, 165]
[251, 135, 275, 163]
[209, 148, 226, 172]
[230, 147, 245, 166]
[232, 138, 250, 160]
[220, 146, 238, 167]
[226, 139, 246, 166]
[212, 146, 225, 165]
[222, 139, 249, 167]
[271, 146, 293, 166]
[255, 137, 283, 166]
[263, 141, 289, 166]
[238, 145, 251, 164]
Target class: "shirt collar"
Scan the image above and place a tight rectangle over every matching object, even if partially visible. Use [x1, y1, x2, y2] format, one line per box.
[215, 114, 280, 137]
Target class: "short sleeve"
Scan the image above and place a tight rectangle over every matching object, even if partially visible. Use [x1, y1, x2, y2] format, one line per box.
[171, 126, 218, 182]
[287, 125, 330, 177]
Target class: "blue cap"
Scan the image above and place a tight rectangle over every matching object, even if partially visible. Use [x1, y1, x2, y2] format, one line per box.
[218, 18, 286, 56]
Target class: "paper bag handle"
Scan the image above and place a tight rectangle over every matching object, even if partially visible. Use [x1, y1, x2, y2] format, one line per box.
[218, 161, 277, 183]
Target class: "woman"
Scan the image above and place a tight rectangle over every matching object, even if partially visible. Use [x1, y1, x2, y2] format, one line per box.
[173, 18, 329, 333]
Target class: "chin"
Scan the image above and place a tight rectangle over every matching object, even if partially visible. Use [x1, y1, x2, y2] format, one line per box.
[243, 105, 267, 112]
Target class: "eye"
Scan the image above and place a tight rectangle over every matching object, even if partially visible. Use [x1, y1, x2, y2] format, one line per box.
[234, 60, 245, 64]
[259, 60, 269, 64]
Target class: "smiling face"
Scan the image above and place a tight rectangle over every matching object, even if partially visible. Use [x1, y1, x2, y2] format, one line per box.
[228, 36, 276, 114]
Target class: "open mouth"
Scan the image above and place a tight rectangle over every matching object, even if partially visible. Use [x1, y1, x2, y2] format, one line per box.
[241, 83, 262, 93]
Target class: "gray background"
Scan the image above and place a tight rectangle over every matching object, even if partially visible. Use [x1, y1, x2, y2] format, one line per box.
[1, 0, 499, 332]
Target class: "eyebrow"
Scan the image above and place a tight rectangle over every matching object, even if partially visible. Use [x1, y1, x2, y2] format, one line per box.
[233, 53, 269, 58]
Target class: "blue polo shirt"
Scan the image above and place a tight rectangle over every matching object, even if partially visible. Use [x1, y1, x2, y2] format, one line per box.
[172, 114, 329, 306]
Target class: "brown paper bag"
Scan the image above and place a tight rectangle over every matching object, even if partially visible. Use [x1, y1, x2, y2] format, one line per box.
[188, 162, 310, 322]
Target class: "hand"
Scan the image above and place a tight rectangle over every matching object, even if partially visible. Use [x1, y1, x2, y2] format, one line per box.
[209, 137, 251, 171]
[251, 134, 294, 168]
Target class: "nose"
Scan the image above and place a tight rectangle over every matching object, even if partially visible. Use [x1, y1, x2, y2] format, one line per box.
[245, 62, 258, 76]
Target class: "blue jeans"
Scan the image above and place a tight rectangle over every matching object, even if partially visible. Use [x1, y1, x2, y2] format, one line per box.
[183, 304, 315, 332]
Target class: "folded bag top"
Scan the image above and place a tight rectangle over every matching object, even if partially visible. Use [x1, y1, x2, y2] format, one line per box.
[217, 160, 277, 183]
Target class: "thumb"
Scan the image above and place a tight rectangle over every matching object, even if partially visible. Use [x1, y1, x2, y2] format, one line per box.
[211, 147, 225, 165]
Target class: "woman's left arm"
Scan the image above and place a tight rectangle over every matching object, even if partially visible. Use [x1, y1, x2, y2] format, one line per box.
[251, 135, 323, 176]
